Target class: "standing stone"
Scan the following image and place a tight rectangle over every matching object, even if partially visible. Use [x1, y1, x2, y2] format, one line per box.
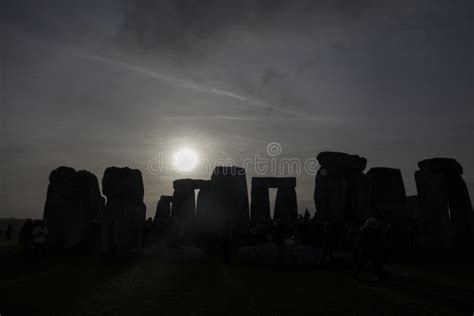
[171, 179, 209, 220]
[250, 187, 270, 221]
[209, 166, 249, 234]
[251, 177, 297, 220]
[172, 179, 196, 220]
[314, 152, 368, 222]
[314, 169, 349, 221]
[101, 167, 146, 256]
[367, 167, 407, 249]
[274, 187, 298, 220]
[418, 158, 463, 175]
[43, 167, 104, 249]
[317, 151, 367, 172]
[415, 170, 451, 249]
[448, 175, 472, 248]
[196, 181, 211, 220]
[415, 158, 472, 250]
[347, 172, 370, 220]
[366, 167, 406, 217]
[155, 195, 172, 220]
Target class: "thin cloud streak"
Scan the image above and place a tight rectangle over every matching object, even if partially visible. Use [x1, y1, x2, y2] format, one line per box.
[79, 52, 327, 121]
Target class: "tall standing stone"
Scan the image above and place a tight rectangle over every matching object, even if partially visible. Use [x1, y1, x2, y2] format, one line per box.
[43, 167, 104, 249]
[209, 166, 249, 235]
[172, 179, 196, 220]
[101, 167, 146, 255]
[274, 187, 298, 220]
[154, 195, 173, 221]
[366, 167, 406, 218]
[367, 167, 408, 249]
[415, 158, 472, 250]
[314, 152, 368, 222]
[250, 187, 270, 221]
[196, 181, 211, 220]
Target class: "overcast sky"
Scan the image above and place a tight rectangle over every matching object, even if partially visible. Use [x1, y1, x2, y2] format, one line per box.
[1, 0, 473, 219]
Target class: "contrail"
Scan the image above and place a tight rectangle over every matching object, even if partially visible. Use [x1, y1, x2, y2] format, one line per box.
[79, 53, 314, 119]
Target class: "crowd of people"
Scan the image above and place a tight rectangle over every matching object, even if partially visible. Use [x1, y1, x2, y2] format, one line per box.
[8, 209, 422, 277]
[141, 208, 421, 276]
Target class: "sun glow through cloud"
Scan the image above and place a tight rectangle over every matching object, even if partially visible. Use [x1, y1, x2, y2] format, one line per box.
[173, 148, 199, 172]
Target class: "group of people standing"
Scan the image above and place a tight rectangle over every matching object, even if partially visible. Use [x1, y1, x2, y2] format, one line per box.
[18, 219, 48, 259]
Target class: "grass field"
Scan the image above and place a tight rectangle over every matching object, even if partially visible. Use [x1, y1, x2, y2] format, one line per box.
[0, 237, 473, 315]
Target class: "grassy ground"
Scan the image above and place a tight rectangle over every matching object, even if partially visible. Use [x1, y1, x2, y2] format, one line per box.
[0, 238, 473, 315]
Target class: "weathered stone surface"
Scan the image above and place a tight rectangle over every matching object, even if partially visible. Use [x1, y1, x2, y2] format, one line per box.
[43, 167, 103, 249]
[314, 152, 368, 222]
[209, 166, 249, 234]
[101, 167, 146, 255]
[274, 187, 298, 220]
[154, 195, 172, 220]
[418, 158, 463, 175]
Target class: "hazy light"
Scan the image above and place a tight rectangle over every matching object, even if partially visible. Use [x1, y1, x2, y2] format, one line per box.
[174, 148, 199, 172]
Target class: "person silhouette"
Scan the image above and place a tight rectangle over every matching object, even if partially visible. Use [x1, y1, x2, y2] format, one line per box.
[32, 221, 48, 259]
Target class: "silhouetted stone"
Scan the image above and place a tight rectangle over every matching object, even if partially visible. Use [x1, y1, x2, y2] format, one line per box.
[101, 167, 146, 255]
[172, 179, 196, 220]
[314, 152, 368, 222]
[102, 167, 144, 201]
[251, 177, 297, 220]
[406, 195, 420, 219]
[274, 187, 298, 220]
[366, 167, 408, 249]
[317, 151, 367, 172]
[415, 170, 450, 249]
[418, 158, 463, 175]
[43, 167, 104, 249]
[154, 195, 173, 220]
[415, 157, 472, 250]
[250, 187, 270, 220]
[172, 179, 209, 220]
[347, 173, 370, 220]
[367, 168, 406, 215]
[209, 166, 249, 234]
[314, 169, 348, 221]
[448, 175, 473, 248]
[251, 177, 296, 189]
[196, 181, 211, 219]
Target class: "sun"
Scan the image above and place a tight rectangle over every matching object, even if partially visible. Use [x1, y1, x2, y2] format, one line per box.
[174, 148, 199, 172]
